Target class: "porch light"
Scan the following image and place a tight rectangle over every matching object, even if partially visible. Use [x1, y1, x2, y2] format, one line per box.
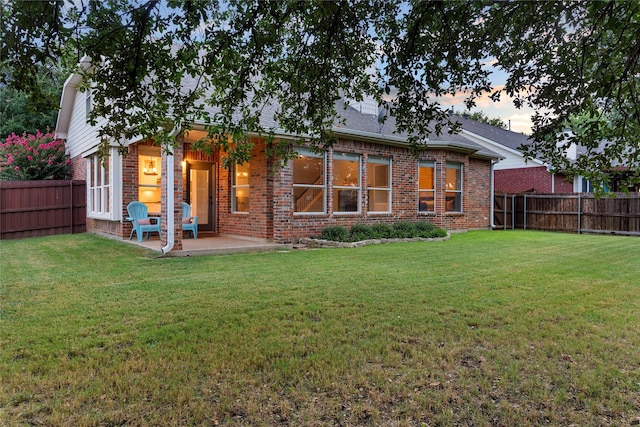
[144, 159, 157, 175]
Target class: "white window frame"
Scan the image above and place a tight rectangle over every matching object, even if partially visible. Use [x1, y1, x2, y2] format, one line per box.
[445, 162, 463, 213]
[231, 161, 250, 213]
[576, 176, 593, 193]
[293, 148, 326, 214]
[333, 152, 361, 214]
[86, 147, 122, 220]
[367, 156, 392, 213]
[418, 160, 436, 213]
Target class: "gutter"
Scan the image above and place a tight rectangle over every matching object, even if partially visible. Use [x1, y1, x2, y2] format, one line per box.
[161, 123, 182, 254]
[330, 127, 411, 145]
[187, 120, 501, 160]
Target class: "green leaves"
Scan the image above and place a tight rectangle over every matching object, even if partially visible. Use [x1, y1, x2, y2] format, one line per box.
[497, 1, 640, 191]
[3, 1, 639, 186]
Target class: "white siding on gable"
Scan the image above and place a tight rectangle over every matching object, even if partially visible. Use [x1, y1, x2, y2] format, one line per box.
[66, 90, 108, 158]
[482, 143, 540, 170]
[460, 131, 544, 170]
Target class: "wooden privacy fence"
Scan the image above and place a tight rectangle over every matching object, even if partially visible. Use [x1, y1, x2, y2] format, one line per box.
[0, 180, 86, 240]
[494, 192, 640, 236]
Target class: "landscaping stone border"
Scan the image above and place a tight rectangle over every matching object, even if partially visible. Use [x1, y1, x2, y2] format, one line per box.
[298, 233, 450, 249]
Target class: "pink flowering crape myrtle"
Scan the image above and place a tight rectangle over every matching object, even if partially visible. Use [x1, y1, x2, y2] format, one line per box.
[0, 131, 72, 180]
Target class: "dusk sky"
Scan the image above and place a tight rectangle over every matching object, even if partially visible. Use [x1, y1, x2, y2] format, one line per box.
[438, 88, 535, 135]
[436, 63, 536, 135]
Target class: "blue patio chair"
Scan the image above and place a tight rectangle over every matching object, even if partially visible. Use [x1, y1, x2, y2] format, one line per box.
[127, 201, 161, 242]
[181, 202, 198, 239]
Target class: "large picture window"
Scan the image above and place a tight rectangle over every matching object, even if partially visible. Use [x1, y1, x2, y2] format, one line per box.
[367, 156, 391, 213]
[333, 152, 361, 213]
[232, 161, 250, 213]
[418, 161, 435, 212]
[293, 148, 325, 213]
[445, 162, 463, 212]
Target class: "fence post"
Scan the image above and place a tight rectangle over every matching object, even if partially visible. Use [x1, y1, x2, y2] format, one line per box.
[577, 193, 582, 234]
[504, 193, 507, 230]
[511, 194, 515, 230]
[70, 180, 74, 234]
[523, 194, 527, 230]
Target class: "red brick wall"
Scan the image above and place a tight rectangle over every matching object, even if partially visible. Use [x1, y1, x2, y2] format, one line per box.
[86, 217, 123, 237]
[121, 145, 139, 239]
[217, 138, 274, 240]
[70, 156, 85, 180]
[495, 166, 574, 193]
[465, 157, 492, 229]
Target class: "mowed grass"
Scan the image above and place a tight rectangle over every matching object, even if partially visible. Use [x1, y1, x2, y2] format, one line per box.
[1, 231, 639, 426]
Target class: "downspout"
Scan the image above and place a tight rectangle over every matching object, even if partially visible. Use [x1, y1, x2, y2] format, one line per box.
[162, 123, 182, 254]
[490, 159, 497, 229]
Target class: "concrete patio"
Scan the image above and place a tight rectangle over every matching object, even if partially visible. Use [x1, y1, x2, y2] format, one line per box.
[124, 234, 292, 256]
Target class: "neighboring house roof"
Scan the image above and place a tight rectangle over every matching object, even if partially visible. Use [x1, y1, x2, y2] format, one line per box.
[455, 116, 634, 172]
[575, 139, 630, 169]
[453, 115, 532, 152]
[452, 114, 544, 169]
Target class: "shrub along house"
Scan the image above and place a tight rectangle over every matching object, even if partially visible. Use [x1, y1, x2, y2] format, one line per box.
[55, 70, 502, 253]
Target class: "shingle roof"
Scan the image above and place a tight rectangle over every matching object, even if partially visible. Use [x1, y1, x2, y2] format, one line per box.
[176, 71, 502, 159]
[331, 104, 502, 159]
[56, 67, 502, 159]
[451, 114, 532, 152]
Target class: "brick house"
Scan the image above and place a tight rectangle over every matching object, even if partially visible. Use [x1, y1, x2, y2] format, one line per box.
[55, 71, 502, 252]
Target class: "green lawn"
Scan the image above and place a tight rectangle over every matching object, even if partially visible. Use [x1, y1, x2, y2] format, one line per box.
[1, 231, 639, 426]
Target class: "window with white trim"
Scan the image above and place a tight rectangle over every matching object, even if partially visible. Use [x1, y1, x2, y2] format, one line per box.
[581, 177, 593, 193]
[232, 161, 250, 213]
[418, 161, 435, 212]
[293, 148, 325, 213]
[86, 148, 122, 220]
[333, 152, 361, 213]
[87, 154, 112, 218]
[367, 156, 391, 213]
[445, 162, 463, 212]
